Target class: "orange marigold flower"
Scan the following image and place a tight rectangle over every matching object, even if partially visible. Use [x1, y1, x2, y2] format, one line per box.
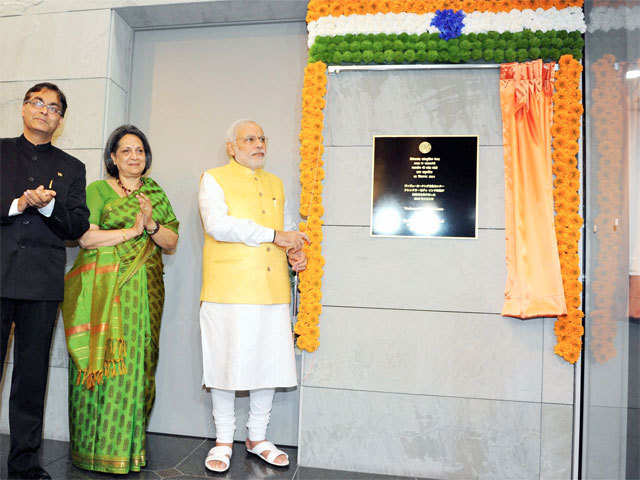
[310, 203, 324, 217]
[330, 3, 344, 16]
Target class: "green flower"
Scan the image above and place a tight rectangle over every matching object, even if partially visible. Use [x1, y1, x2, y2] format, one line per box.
[426, 50, 439, 63]
[416, 50, 428, 62]
[362, 50, 374, 63]
[404, 49, 416, 63]
[494, 49, 505, 63]
[384, 49, 395, 63]
[393, 50, 404, 63]
[505, 48, 516, 62]
[374, 51, 385, 64]
[332, 51, 343, 64]
[530, 47, 541, 59]
[471, 48, 482, 61]
[516, 48, 528, 62]
[373, 41, 384, 52]
[482, 49, 494, 62]
[361, 40, 373, 51]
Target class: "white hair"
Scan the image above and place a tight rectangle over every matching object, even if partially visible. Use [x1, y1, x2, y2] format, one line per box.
[225, 119, 259, 143]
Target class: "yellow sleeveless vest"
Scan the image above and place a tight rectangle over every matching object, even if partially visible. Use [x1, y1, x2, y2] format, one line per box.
[200, 160, 290, 304]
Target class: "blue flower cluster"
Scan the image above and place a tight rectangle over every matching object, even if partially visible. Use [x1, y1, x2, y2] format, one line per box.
[430, 9, 465, 41]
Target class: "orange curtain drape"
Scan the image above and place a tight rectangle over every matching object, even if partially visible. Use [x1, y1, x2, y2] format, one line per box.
[500, 59, 567, 319]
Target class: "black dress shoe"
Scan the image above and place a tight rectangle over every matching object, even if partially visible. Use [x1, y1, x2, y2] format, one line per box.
[7, 466, 51, 479]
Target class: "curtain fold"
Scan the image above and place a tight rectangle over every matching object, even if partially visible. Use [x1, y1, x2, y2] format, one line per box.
[500, 59, 567, 319]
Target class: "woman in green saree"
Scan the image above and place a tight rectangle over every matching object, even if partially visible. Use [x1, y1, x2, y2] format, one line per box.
[62, 125, 179, 474]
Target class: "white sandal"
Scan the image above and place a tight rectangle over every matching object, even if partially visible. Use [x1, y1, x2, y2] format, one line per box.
[247, 440, 289, 467]
[204, 445, 233, 473]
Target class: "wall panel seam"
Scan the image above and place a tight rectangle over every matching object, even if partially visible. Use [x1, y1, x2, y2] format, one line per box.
[301, 384, 547, 405]
[321, 304, 502, 315]
[0, 9, 114, 18]
[0, 77, 110, 84]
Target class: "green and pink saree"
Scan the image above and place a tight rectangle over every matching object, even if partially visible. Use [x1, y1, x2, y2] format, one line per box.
[62, 178, 178, 474]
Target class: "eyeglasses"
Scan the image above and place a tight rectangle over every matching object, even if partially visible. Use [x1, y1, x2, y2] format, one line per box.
[24, 99, 63, 116]
[236, 135, 267, 146]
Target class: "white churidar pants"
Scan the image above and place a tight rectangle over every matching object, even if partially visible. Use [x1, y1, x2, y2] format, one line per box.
[211, 388, 275, 443]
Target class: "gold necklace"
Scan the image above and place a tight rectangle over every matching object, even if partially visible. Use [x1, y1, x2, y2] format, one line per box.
[116, 177, 143, 196]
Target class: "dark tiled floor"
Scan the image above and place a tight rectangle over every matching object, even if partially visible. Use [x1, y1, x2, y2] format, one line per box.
[0, 433, 419, 479]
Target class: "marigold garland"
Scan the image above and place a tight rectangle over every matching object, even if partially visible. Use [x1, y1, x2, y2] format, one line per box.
[306, 0, 583, 22]
[587, 54, 626, 363]
[295, 61, 328, 353]
[551, 54, 584, 364]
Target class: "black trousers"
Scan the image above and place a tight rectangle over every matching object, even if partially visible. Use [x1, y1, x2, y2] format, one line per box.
[0, 298, 57, 473]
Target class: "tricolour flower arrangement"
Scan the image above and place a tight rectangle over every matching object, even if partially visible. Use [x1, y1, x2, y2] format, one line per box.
[296, 1, 585, 360]
[307, 1, 586, 65]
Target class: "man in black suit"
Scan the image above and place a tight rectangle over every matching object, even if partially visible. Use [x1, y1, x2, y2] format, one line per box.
[0, 83, 90, 479]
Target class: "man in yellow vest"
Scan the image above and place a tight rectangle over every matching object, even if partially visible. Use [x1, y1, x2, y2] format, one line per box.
[198, 119, 308, 473]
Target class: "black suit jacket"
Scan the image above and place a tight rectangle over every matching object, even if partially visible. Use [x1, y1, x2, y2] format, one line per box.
[0, 135, 90, 301]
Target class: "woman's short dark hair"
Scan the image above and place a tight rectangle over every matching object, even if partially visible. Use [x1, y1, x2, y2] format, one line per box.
[23, 82, 68, 117]
[104, 125, 152, 178]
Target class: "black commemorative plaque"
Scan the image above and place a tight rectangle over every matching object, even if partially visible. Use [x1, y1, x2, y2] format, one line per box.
[371, 135, 478, 238]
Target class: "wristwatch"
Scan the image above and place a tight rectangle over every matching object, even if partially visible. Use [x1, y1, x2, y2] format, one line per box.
[146, 220, 160, 236]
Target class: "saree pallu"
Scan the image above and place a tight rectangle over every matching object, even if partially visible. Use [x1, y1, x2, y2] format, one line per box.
[63, 178, 178, 474]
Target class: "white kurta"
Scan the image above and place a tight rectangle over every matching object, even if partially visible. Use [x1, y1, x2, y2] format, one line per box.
[198, 172, 297, 390]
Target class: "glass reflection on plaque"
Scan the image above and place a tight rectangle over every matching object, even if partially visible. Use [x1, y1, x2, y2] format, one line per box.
[370, 135, 478, 238]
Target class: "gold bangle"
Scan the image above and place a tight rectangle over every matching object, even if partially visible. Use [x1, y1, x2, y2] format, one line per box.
[121, 230, 127, 242]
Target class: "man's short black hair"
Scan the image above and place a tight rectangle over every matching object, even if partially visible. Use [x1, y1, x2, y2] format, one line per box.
[104, 125, 153, 178]
[23, 82, 68, 117]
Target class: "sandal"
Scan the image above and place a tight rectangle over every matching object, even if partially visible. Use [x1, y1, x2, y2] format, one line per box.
[246, 440, 289, 467]
[205, 445, 233, 473]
